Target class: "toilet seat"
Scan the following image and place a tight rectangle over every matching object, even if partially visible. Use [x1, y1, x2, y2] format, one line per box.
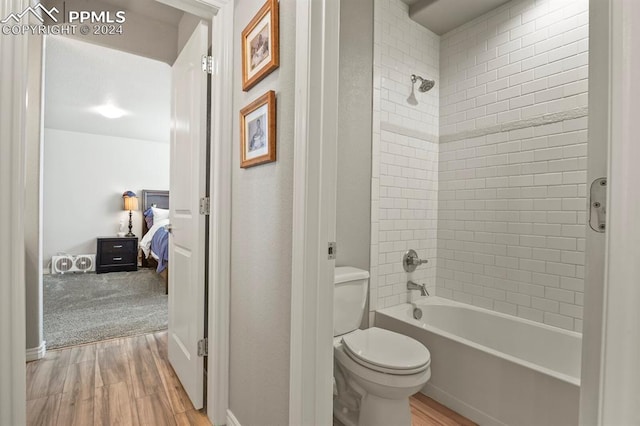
[342, 328, 430, 375]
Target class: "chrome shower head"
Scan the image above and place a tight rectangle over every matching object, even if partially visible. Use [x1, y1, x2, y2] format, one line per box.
[410, 74, 435, 94]
[418, 78, 435, 92]
[408, 74, 435, 105]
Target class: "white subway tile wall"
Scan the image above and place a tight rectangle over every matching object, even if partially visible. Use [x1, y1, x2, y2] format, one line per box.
[437, 119, 588, 332]
[440, 0, 589, 136]
[371, 0, 440, 312]
[437, 0, 589, 332]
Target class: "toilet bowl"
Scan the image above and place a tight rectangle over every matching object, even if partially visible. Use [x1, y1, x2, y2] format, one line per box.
[333, 267, 431, 426]
[334, 328, 431, 426]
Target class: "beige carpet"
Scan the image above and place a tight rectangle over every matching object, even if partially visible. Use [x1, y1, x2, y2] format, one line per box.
[44, 269, 167, 349]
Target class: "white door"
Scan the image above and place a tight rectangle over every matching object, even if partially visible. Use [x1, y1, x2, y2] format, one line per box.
[168, 21, 208, 409]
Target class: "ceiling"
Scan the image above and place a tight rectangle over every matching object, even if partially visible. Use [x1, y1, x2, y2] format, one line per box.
[44, 36, 171, 142]
[98, 0, 184, 26]
[402, 0, 512, 35]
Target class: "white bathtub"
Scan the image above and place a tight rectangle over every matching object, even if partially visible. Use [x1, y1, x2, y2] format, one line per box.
[376, 297, 581, 426]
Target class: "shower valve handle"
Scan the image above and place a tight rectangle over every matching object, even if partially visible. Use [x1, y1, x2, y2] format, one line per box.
[403, 249, 428, 272]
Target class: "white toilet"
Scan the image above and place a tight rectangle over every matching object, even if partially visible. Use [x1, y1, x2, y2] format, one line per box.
[333, 266, 431, 426]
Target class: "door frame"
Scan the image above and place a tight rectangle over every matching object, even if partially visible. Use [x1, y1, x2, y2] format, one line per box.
[0, 1, 29, 424]
[198, 0, 233, 423]
[579, 0, 609, 422]
[291, 1, 640, 425]
[156, 1, 233, 422]
[0, 0, 234, 425]
[135, 2, 234, 422]
[580, 0, 640, 423]
[289, 0, 340, 425]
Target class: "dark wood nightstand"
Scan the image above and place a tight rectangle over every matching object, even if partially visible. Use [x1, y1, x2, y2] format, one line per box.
[96, 237, 138, 274]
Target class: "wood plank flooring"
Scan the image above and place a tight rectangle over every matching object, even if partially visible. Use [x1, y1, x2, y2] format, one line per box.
[26, 331, 210, 426]
[28, 331, 475, 426]
[333, 394, 475, 426]
[410, 393, 477, 426]
[332, 394, 476, 426]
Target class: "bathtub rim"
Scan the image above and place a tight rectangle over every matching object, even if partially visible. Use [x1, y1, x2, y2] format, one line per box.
[376, 296, 581, 387]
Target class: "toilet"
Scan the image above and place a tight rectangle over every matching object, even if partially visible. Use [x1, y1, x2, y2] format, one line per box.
[333, 266, 431, 426]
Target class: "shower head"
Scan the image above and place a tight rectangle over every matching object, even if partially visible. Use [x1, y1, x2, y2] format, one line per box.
[419, 78, 435, 92]
[411, 74, 435, 93]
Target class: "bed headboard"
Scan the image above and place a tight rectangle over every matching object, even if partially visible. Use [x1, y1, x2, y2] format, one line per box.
[141, 189, 170, 238]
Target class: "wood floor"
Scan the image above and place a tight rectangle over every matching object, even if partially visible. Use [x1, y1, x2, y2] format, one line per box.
[28, 331, 475, 426]
[26, 331, 210, 426]
[410, 393, 477, 426]
[333, 393, 476, 426]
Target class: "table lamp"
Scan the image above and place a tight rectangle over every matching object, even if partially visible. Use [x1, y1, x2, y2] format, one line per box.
[122, 191, 139, 237]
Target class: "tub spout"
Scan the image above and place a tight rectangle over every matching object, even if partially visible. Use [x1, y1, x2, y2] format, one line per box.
[407, 280, 429, 296]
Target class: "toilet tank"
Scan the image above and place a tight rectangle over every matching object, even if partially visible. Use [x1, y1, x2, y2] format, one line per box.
[334, 266, 370, 337]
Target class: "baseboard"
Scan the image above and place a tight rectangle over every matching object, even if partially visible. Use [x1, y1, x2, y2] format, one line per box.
[226, 409, 241, 426]
[422, 383, 505, 426]
[26, 341, 46, 362]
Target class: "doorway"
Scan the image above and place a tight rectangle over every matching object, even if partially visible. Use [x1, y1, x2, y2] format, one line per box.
[291, 0, 640, 425]
[25, 0, 228, 421]
[2, 0, 233, 424]
[41, 34, 174, 350]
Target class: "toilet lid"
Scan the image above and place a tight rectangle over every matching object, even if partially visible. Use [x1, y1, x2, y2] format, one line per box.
[342, 328, 430, 372]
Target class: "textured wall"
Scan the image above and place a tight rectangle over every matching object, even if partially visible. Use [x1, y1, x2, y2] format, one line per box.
[228, 0, 295, 424]
[371, 0, 440, 313]
[336, 0, 373, 272]
[43, 129, 170, 268]
[436, 0, 589, 332]
[25, 35, 44, 352]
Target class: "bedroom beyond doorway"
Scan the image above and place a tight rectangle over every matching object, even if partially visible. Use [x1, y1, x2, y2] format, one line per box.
[41, 34, 175, 350]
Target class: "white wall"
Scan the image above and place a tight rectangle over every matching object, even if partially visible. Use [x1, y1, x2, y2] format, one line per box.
[336, 0, 373, 274]
[229, 0, 296, 424]
[436, 0, 589, 332]
[25, 35, 45, 352]
[371, 0, 440, 313]
[43, 129, 169, 268]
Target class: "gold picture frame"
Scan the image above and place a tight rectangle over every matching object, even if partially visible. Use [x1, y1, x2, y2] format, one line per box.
[240, 91, 276, 168]
[241, 0, 279, 91]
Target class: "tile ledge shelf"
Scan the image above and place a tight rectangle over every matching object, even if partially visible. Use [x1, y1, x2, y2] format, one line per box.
[380, 121, 438, 144]
[440, 106, 589, 144]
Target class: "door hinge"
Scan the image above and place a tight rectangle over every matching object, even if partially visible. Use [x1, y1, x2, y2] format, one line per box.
[589, 177, 607, 232]
[201, 55, 214, 74]
[197, 338, 208, 357]
[199, 197, 210, 215]
[328, 242, 337, 260]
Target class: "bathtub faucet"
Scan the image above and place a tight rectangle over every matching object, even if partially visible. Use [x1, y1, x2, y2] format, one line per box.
[407, 280, 429, 296]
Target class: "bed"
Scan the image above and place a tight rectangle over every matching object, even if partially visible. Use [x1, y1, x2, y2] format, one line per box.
[139, 189, 170, 293]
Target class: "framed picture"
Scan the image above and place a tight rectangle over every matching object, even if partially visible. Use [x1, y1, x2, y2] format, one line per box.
[240, 91, 276, 168]
[241, 0, 279, 91]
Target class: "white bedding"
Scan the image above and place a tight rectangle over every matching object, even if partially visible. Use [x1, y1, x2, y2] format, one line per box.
[140, 218, 170, 258]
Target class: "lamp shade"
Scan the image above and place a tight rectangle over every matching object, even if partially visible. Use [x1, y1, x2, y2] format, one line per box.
[123, 191, 139, 211]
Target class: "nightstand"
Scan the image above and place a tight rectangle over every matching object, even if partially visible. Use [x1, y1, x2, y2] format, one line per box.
[96, 237, 138, 274]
